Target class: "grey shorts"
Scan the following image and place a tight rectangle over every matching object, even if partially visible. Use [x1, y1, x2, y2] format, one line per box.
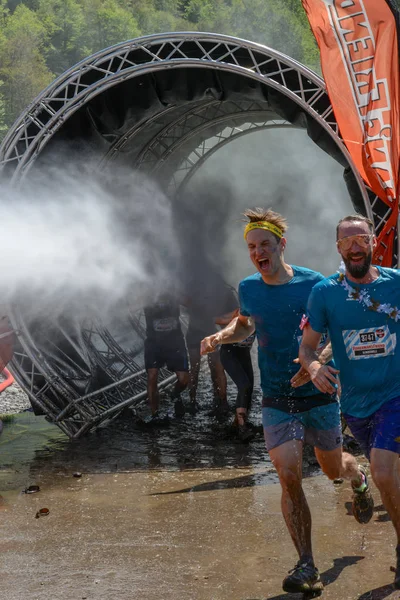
[262, 403, 342, 452]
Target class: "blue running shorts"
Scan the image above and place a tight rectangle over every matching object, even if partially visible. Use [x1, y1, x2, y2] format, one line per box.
[344, 395, 400, 461]
[262, 402, 342, 452]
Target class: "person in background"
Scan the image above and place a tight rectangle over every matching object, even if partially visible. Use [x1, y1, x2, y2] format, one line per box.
[185, 308, 229, 419]
[143, 294, 189, 423]
[216, 307, 255, 442]
[186, 282, 238, 419]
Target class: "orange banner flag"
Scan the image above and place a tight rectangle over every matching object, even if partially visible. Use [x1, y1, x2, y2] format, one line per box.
[302, 0, 400, 265]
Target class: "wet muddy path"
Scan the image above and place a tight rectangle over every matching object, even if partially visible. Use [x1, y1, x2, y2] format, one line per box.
[0, 376, 400, 599]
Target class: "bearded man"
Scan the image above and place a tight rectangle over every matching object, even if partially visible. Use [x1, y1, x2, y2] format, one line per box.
[300, 214, 400, 588]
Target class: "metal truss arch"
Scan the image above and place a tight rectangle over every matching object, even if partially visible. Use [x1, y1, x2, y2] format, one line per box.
[0, 34, 366, 199]
[166, 121, 294, 197]
[0, 32, 387, 437]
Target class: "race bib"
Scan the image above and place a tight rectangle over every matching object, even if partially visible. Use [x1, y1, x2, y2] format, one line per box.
[342, 325, 396, 360]
[153, 317, 178, 332]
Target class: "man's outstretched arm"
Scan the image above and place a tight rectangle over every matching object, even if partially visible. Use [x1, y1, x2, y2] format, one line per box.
[200, 314, 255, 355]
[299, 326, 339, 395]
[291, 339, 333, 388]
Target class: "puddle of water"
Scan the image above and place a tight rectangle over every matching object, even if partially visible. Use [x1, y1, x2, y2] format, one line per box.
[0, 408, 269, 487]
[0, 367, 324, 497]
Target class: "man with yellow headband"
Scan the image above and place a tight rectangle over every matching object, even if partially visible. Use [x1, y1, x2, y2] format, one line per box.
[200, 208, 370, 595]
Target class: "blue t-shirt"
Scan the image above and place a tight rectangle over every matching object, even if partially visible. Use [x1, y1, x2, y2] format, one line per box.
[239, 266, 326, 400]
[307, 266, 400, 418]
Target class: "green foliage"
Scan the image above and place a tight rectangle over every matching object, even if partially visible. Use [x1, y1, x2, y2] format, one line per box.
[0, 413, 16, 423]
[127, 0, 193, 35]
[0, 0, 10, 22]
[80, 0, 140, 52]
[0, 81, 7, 142]
[0, 0, 325, 137]
[0, 4, 54, 126]
[37, 0, 86, 73]
[183, 0, 229, 30]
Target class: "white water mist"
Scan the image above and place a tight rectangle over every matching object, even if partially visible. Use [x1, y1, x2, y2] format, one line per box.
[0, 166, 180, 322]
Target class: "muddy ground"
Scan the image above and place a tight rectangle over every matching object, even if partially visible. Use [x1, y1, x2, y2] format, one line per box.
[0, 376, 399, 599]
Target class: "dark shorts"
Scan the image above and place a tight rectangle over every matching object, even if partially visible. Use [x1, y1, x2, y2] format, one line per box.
[344, 396, 400, 461]
[144, 336, 188, 372]
[262, 403, 342, 452]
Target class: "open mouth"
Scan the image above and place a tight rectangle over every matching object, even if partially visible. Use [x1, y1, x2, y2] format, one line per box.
[258, 258, 270, 271]
[349, 254, 365, 264]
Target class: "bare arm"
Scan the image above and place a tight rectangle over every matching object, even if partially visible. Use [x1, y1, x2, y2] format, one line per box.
[214, 309, 239, 327]
[299, 326, 339, 395]
[200, 314, 255, 355]
[317, 341, 333, 365]
[290, 339, 333, 388]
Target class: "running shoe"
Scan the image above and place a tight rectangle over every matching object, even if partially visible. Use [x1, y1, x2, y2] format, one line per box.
[207, 405, 230, 420]
[174, 398, 186, 418]
[187, 401, 199, 415]
[212, 402, 231, 422]
[237, 424, 255, 443]
[351, 465, 374, 524]
[282, 560, 323, 594]
[142, 412, 170, 427]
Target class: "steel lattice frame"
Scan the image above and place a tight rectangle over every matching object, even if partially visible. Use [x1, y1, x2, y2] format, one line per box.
[0, 32, 385, 438]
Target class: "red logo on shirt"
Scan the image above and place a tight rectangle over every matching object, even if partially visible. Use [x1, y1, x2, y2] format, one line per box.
[300, 314, 309, 331]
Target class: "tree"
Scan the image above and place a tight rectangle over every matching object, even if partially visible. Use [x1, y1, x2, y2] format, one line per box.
[121, 0, 192, 35]
[223, 0, 318, 67]
[0, 81, 7, 141]
[124, 0, 192, 34]
[0, 0, 9, 23]
[0, 4, 54, 126]
[181, 0, 318, 68]
[183, 0, 230, 32]
[81, 0, 141, 53]
[284, 0, 321, 69]
[37, 0, 86, 74]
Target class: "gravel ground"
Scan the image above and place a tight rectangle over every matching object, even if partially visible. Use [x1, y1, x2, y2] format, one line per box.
[0, 379, 31, 415]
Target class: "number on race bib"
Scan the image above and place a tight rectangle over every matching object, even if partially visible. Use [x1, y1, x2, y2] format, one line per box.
[343, 326, 396, 360]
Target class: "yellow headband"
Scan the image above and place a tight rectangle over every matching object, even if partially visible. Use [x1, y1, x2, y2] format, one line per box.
[244, 221, 284, 240]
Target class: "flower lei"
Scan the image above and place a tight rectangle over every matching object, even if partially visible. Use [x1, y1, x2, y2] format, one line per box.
[337, 261, 400, 322]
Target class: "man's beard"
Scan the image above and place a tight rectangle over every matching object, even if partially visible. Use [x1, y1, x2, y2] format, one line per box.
[343, 250, 372, 279]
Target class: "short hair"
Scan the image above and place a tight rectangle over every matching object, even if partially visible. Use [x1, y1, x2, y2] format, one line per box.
[336, 214, 374, 239]
[243, 208, 288, 241]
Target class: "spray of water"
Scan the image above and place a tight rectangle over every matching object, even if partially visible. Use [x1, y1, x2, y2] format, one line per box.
[0, 164, 180, 323]
[0, 125, 356, 398]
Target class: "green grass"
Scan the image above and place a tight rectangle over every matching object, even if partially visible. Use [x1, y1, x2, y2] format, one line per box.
[0, 414, 16, 424]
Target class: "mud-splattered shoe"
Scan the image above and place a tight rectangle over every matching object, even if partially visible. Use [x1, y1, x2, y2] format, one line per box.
[187, 401, 199, 416]
[352, 465, 374, 524]
[237, 424, 255, 443]
[142, 412, 170, 427]
[174, 398, 186, 418]
[282, 560, 323, 594]
[215, 403, 231, 423]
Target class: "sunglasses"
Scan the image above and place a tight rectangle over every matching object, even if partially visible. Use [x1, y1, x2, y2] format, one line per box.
[337, 234, 373, 251]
